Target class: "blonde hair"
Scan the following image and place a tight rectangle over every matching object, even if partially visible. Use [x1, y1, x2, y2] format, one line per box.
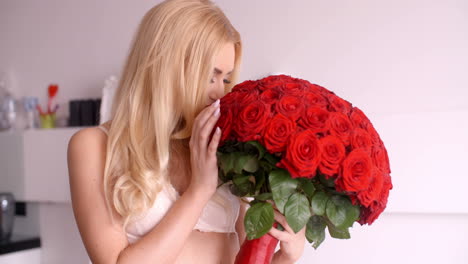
[103, 0, 242, 227]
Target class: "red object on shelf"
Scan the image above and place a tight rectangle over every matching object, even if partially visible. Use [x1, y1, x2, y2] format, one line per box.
[47, 84, 59, 114]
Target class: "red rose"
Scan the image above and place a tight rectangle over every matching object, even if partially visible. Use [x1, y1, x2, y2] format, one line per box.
[366, 124, 381, 145]
[258, 75, 292, 91]
[298, 107, 329, 134]
[277, 130, 322, 178]
[231, 80, 258, 92]
[318, 135, 346, 178]
[327, 112, 354, 146]
[260, 88, 283, 106]
[357, 168, 384, 207]
[280, 82, 307, 97]
[359, 174, 392, 225]
[234, 101, 271, 142]
[303, 92, 328, 109]
[263, 114, 296, 153]
[275, 95, 303, 121]
[349, 194, 359, 206]
[235, 91, 259, 106]
[350, 107, 371, 130]
[358, 205, 378, 225]
[350, 128, 373, 153]
[371, 143, 391, 174]
[328, 94, 352, 115]
[336, 149, 373, 192]
[221, 91, 240, 109]
[319, 86, 335, 98]
[216, 105, 234, 142]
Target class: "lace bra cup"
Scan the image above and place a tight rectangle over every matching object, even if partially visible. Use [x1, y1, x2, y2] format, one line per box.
[126, 183, 240, 243]
[97, 125, 240, 243]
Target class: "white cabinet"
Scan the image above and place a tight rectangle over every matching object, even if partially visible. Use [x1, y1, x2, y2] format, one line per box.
[0, 127, 83, 203]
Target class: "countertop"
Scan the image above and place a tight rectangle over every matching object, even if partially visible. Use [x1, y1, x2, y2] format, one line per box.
[0, 234, 41, 255]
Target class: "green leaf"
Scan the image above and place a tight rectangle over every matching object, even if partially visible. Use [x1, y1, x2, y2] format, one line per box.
[218, 152, 236, 175]
[246, 141, 266, 159]
[264, 153, 280, 166]
[298, 178, 316, 200]
[244, 202, 275, 240]
[254, 192, 273, 201]
[318, 173, 335, 188]
[233, 174, 249, 186]
[311, 191, 329, 216]
[269, 170, 299, 213]
[254, 169, 266, 193]
[284, 193, 312, 233]
[259, 160, 276, 172]
[325, 195, 360, 229]
[306, 215, 326, 249]
[243, 155, 259, 173]
[232, 174, 254, 196]
[229, 184, 245, 196]
[234, 154, 250, 174]
[249, 199, 263, 206]
[326, 219, 351, 239]
[233, 154, 258, 174]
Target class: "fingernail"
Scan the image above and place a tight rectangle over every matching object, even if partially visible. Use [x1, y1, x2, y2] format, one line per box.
[216, 127, 221, 133]
[212, 99, 220, 107]
[214, 108, 220, 116]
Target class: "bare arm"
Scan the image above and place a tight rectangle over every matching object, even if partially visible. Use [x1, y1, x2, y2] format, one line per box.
[68, 101, 221, 264]
[118, 184, 212, 264]
[235, 198, 248, 246]
[68, 128, 213, 264]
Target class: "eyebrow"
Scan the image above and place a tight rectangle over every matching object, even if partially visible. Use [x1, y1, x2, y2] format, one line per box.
[214, 67, 233, 75]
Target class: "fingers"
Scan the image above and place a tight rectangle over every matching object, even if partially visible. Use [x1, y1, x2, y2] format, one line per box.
[193, 99, 220, 134]
[198, 106, 221, 152]
[267, 205, 298, 242]
[191, 100, 220, 153]
[268, 226, 289, 242]
[207, 127, 222, 157]
[273, 210, 294, 234]
[266, 200, 279, 211]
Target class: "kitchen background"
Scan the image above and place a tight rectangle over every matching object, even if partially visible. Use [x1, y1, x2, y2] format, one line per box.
[1, 0, 467, 263]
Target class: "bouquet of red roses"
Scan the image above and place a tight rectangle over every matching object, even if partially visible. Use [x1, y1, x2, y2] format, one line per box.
[215, 75, 392, 264]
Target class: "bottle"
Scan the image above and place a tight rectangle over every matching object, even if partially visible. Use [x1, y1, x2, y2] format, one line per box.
[22, 96, 40, 129]
[1, 94, 17, 131]
[0, 192, 15, 241]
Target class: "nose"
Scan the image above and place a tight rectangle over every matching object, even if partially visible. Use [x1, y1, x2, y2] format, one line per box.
[215, 79, 225, 97]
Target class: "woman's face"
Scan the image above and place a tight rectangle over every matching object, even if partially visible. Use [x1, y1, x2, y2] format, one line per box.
[205, 42, 235, 106]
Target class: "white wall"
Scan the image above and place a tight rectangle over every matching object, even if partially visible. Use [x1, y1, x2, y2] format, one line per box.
[1, 0, 467, 263]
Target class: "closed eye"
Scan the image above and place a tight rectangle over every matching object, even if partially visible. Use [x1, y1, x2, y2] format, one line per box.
[210, 78, 232, 84]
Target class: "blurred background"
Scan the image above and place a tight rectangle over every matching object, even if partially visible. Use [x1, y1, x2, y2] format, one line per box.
[0, 0, 467, 263]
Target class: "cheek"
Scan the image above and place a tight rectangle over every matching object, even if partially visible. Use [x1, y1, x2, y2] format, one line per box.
[206, 83, 216, 96]
[204, 84, 217, 104]
[207, 82, 223, 95]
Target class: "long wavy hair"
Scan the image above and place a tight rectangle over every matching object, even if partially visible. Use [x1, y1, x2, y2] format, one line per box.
[103, 0, 242, 227]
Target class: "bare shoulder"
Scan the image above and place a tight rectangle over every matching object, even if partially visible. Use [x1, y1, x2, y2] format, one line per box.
[68, 120, 112, 155]
[69, 127, 105, 148]
[67, 121, 127, 263]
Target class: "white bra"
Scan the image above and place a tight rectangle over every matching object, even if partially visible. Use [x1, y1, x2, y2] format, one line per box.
[97, 125, 240, 244]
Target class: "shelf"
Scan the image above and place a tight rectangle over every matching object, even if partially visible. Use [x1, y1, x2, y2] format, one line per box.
[0, 127, 85, 203]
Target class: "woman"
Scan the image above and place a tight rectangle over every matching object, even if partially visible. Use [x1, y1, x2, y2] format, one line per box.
[67, 0, 306, 263]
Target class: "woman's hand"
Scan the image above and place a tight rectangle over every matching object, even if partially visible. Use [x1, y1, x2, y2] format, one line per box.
[269, 209, 307, 263]
[188, 99, 222, 198]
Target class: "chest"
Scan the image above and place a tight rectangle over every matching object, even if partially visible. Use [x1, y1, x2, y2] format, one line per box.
[174, 231, 239, 264]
